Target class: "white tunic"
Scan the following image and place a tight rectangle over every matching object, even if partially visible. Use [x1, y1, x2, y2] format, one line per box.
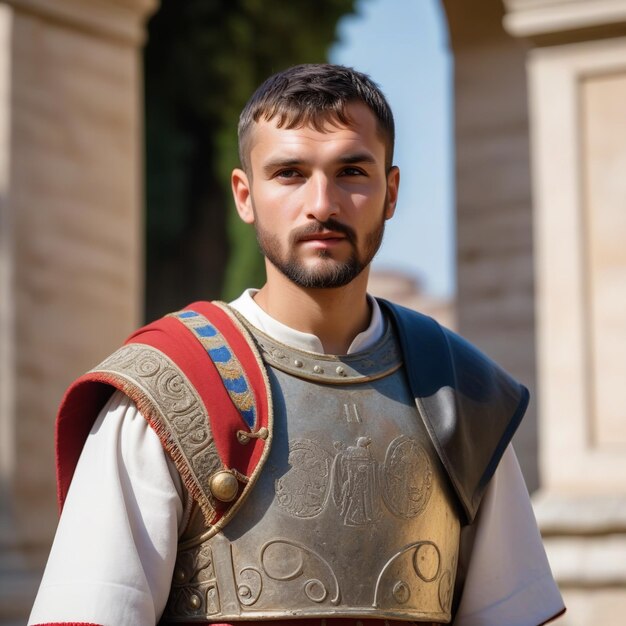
[29, 291, 565, 626]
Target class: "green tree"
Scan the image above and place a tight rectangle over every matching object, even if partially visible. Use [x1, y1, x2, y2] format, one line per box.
[144, 0, 356, 320]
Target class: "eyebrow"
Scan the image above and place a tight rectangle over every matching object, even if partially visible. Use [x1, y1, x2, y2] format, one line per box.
[262, 152, 377, 176]
[338, 152, 377, 165]
[262, 158, 302, 176]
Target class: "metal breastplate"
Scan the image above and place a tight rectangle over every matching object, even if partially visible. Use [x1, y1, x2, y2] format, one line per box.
[162, 320, 461, 624]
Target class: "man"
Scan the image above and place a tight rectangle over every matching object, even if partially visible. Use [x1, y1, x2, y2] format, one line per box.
[29, 64, 565, 626]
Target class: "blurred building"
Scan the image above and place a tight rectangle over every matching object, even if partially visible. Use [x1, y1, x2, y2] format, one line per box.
[1, 0, 625, 624]
[368, 269, 456, 330]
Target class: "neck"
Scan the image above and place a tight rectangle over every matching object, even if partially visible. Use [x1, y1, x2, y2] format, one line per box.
[253, 266, 372, 354]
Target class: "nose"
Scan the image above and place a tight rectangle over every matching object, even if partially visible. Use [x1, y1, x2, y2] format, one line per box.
[306, 173, 339, 222]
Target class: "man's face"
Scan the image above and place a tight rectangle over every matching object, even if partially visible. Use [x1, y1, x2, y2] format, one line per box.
[232, 102, 399, 289]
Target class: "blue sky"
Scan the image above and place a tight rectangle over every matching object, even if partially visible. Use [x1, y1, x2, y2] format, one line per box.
[329, 0, 454, 297]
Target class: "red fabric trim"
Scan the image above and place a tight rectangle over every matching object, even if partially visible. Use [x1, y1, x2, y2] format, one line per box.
[55, 301, 270, 522]
[32, 623, 101, 625]
[168, 617, 428, 626]
[171, 617, 414, 626]
[55, 378, 118, 512]
[32, 620, 426, 626]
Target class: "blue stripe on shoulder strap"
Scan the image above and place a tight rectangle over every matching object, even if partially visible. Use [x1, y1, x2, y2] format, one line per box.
[170, 310, 257, 429]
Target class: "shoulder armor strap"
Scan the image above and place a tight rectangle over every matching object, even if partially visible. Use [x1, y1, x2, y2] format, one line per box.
[378, 299, 528, 524]
[56, 301, 272, 537]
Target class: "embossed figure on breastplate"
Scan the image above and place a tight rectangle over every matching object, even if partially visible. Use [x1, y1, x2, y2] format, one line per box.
[332, 436, 379, 526]
[164, 321, 461, 624]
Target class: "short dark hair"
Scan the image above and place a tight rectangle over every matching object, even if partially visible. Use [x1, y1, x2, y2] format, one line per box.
[238, 63, 395, 173]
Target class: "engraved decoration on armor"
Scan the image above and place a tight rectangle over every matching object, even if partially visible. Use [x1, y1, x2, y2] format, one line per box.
[260, 539, 341, 605]
[276, 435, 433, 526]
[374, 541, 442, 608]
[95, 344, 222, 518]
[165, 545, 220, 618]
[392, 580, 411, 604]
[438, 570, 454, 612]
[275, 440, 333, 518]
[343, 403, 362, 423]
[413, 542, 441, 582]
[382, 435, 433, 518]
[332, 437, 382, 526]
[237, 566, 263, 606]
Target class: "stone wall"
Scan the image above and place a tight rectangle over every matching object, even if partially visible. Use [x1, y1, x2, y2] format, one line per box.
[506, 1, 626, 623]
[0, 1, 156, 623]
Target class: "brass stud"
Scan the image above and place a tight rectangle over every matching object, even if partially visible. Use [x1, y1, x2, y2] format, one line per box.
[189, 593, 201, 609]
[237, 427, 269, 444]
[294, 359, 303, 368]
[209, 470, 239, 502]
[336, 366, 346, 376]
[174, 568, 186, 583]
[237, 430, 250, 445]
[313, 365, 323, 374]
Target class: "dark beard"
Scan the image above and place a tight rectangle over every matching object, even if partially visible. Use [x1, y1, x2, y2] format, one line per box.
[254, 209, 387, 289]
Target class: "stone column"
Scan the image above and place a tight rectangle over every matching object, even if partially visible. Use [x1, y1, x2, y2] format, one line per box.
[0, 1, 156, 623]
[441, 0, 539, 491]
[504, 1, 626, 623]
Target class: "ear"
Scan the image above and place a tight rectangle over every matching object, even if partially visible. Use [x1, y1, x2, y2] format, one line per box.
[231, 168, 254, 224]
[384, 166, 400, 220]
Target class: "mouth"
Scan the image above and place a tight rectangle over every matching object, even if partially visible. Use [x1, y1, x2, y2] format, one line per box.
[298, 231, 347, 244]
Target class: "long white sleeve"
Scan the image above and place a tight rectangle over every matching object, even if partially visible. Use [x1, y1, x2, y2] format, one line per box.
[29, 391, 184, 626]
[453, 445, 565, 625]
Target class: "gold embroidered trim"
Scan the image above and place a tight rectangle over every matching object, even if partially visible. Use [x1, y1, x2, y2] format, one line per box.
[91, 343, 221, 524]
[169, 310, 258, 430]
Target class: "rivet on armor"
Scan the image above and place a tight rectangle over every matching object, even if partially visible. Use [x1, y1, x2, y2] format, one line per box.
[313, 365, 323, 374]
[294, 359, 303, 368]
[392, 580, 411, 604]
[209, 470, 239, 502]
[173, 567, 186, 583]
[189, 593, 201, 609]
[336, 366, 346, 376]
[273, 349, 285, 359]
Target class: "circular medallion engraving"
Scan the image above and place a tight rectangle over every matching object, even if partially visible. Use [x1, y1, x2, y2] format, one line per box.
[382, 436, 433, 518]
[414, 542, 441, 582]
[275, 440, 333, 518]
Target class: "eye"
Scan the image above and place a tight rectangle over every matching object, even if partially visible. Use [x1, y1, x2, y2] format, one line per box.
[339, 166, 367, 177]
[274, 168, 302, 180]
